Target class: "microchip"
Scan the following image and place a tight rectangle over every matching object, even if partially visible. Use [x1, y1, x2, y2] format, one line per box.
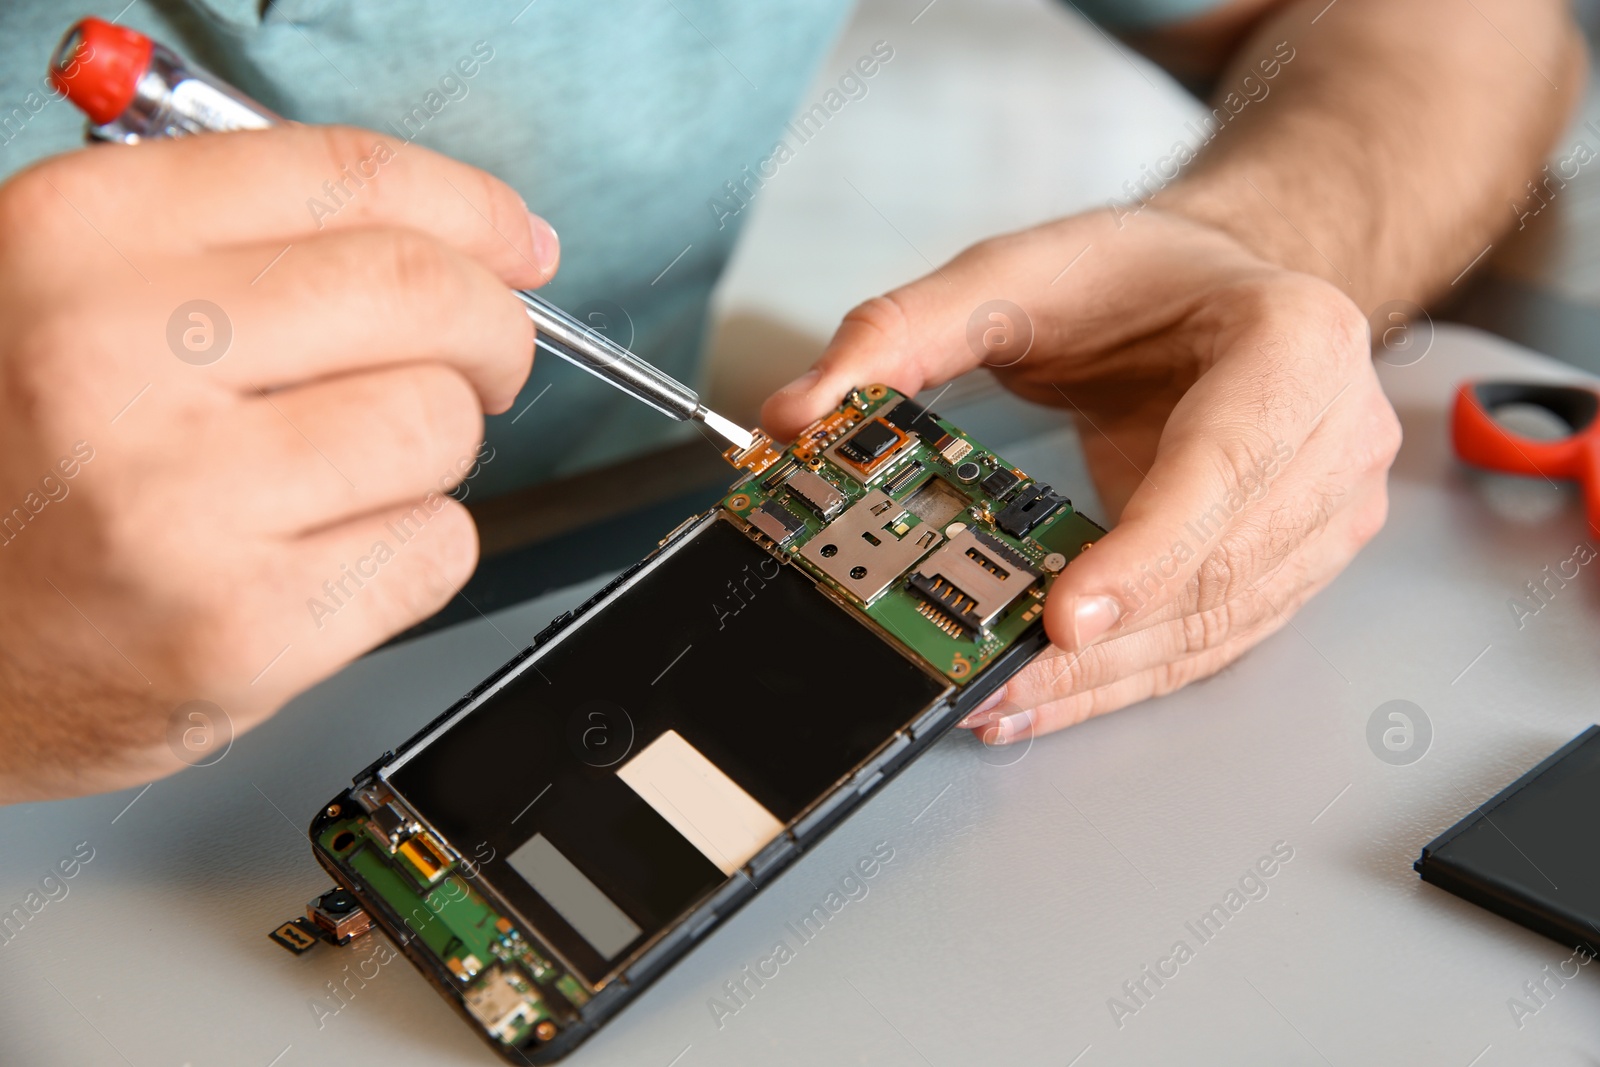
[883, 400, 928, 432]
[883, 399, 945, 441]
[980, 468, 1021, 499]
[995, 483, 1067, 538]
[747, 502, 805, 545]
[838, 419, 900, 466]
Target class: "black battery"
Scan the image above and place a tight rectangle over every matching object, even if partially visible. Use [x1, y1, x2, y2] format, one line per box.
[1416, 725, 1600, 952]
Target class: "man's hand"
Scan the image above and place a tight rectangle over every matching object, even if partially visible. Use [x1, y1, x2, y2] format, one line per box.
[763, 208, 1400, 744]
[0, 126, 558, 800]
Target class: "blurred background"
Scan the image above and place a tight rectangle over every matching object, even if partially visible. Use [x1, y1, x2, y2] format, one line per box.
[1446, 0, 1600, 375]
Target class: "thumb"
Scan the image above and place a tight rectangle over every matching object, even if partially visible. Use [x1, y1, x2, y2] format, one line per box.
[761, 275, 1023, 441]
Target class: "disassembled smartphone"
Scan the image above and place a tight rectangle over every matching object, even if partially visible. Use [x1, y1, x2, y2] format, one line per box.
[295, 385, 1103, 1062]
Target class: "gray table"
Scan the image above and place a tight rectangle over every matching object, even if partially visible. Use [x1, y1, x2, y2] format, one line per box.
[4, 323, 1599, 1066]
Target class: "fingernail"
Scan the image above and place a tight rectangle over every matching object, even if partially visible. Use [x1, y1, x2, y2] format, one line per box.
[984, 708, 1035, 746]
[1072, 595, 1122, 650]
[957, 687, 1008, 729]
[528, 212, 560, 277]
[778, 368, 820, 397]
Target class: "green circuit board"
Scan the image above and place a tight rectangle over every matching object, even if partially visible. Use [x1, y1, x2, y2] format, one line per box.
[718, 384, 1104, 682]
[311, 799, 590, 1051]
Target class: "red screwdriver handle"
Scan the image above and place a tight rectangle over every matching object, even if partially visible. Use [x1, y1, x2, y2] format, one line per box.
[48, 17, 152, 126]
[49, 17, 277, 141]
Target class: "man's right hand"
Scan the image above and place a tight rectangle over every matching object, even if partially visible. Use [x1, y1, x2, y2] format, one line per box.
[0, 125, 558, 802]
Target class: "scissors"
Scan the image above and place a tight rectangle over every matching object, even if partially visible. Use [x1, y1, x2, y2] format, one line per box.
[1451, 380, 1600, 535]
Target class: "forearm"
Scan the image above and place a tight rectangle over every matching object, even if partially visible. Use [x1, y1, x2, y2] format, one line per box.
[1153, 0, 1585, 310]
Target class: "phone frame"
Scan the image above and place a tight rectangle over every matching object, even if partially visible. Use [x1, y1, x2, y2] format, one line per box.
[307, 507, 1049, 1062]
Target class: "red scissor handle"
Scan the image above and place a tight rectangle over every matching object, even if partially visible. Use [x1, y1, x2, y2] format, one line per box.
[1452, 379, 1600, 535]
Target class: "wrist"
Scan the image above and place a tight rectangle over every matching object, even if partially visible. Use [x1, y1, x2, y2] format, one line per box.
[1157, 172, 1319, 275]
[1156, 169, 1396, 316]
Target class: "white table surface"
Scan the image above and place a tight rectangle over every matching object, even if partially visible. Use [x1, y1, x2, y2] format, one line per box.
[7, 0, 1600, 1063]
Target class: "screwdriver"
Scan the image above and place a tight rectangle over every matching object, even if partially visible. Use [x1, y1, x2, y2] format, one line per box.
[47, 17, 757, 453]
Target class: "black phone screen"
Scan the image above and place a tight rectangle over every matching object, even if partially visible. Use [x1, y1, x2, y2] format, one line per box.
[385, 517, 947, 985]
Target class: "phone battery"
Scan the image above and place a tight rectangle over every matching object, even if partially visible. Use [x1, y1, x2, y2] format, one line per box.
[1415, 725, 1600, 952]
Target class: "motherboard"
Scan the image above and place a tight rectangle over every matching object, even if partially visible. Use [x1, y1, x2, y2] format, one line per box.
[293, 385, 1103, 1063]
[718, 384, 1102, 683]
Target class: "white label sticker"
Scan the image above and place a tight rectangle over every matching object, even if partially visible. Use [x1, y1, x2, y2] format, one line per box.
[617, 729, 784, 876]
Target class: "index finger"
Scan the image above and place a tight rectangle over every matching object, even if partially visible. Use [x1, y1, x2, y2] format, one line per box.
[25, 124, 558, 289]
[758, 213, 1229, 441]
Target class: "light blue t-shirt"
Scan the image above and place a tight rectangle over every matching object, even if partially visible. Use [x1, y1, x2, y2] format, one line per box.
[1072, 0, 1226, 29]
[0, 0, 1220, 496]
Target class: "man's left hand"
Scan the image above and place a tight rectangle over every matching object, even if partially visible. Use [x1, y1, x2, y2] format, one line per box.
[762, 206, 1401, 745]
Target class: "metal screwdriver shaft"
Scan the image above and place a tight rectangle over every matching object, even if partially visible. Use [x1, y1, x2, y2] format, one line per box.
[511, 290, 752, 448]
